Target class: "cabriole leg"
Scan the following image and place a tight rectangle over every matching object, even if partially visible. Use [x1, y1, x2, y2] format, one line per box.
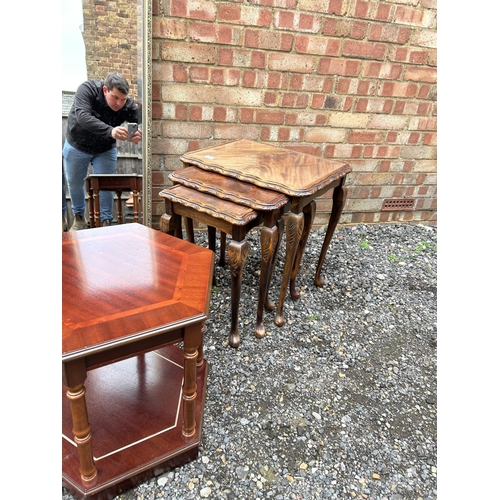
[275, 212, 304, 327]
[315, 184, 346, 287]
[255, 223, 279, 338]
[290, 200, 316, 299]
[227, 239, 249, 348]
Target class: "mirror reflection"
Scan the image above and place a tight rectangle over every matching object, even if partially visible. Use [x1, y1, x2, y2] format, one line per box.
[62, 0, 145, 231]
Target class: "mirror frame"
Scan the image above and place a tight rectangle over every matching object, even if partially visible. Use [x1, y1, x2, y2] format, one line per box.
[142, 0, 152, 227]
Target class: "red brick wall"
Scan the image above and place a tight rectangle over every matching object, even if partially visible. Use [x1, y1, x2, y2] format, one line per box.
[150, 0, 437, 229]
[83, 0, 140, 99]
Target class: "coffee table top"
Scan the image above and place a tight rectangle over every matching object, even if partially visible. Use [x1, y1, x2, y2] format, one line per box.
[180, 139, 352, 197]
[62, 223, 214, 362]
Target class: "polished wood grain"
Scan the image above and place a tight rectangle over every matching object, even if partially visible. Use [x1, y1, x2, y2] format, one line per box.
[180, 140, 352, 327]
[62, 223, 213, 359]
[85, 174, 142, 227]
[170, 166, 289, 210]
[160, 184, 259, 226]
[180, 139, 351, 196]
[62, 223, 214, 499]
[159, 185, 285, 347]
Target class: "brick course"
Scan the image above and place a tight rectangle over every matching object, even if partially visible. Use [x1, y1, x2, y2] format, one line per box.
[150, 0, 438, 228]
[83, 0, 139, 97]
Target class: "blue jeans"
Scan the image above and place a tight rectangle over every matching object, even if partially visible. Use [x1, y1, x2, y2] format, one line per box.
[62, 140, 117, 222]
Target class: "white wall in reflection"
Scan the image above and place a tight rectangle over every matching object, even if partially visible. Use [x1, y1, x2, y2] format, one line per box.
[62, 0, 87, 91]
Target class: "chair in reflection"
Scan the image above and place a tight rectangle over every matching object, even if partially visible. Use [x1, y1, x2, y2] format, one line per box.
[86, 173, 143, 227]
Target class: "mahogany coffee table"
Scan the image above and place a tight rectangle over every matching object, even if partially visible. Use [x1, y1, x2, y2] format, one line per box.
[62, 223, 214, 499]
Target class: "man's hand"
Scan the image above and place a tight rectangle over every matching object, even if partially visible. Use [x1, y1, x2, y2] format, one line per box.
[129, 128, 142, 144]
[111, 126, 129, 141]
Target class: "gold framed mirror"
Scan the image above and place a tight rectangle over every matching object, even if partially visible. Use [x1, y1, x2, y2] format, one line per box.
[62, 0, 151, 226]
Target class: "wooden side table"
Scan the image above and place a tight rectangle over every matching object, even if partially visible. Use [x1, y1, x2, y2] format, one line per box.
[168, 167, 293, 335]
[159, 177, 289, 347]
[62, 223, 214, 499]
[85, 173, 143, 227]
[179, 140, 352, 326]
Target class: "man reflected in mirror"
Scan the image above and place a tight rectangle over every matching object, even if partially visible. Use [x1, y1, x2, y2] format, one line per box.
[62, 72, 142, 231]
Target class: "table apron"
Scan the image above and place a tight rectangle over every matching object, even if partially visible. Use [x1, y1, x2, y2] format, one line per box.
[63, 316, 207, 371]
[288, 178, 343, 213]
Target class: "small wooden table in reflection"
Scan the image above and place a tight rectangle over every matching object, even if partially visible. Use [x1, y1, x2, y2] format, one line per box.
[62, 223, 214, 499]
[85, 173, 143, 227]
[180, 139, 352, 327]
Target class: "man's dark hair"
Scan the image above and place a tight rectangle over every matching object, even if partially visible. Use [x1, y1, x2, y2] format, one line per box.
[104, 72, 129, 95]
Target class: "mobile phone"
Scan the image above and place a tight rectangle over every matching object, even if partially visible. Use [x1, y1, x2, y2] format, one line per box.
[128, 123, 138, 139]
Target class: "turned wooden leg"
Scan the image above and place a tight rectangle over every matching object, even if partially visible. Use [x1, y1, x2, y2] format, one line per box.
[275, 212, 304, 327]
[208, 227, 216, 253]
[227, 239, 249, 348]
[315, 184, 346, 287]
[66, 383, 97, 482]
[115, 190, 123, 224]
[183, 217, 195, 243]
[132, 190, 140, 223]
[87, 180, 95, 228]
[255, 224, 279, 338]
[207, 226, 218, 287]
[219, 232, 227, 267]
[182, 324, 202, 437]
[265, 217, 284, 311]
[290, 200, 316, 300]
[93, 189, 101, 227]
[197, 321, 206, 368]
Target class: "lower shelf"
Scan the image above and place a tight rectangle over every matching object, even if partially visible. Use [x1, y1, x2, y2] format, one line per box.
[62, 345, 208, 499]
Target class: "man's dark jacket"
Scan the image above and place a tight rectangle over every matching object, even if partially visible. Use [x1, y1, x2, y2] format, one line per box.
[66, 79, 140, 154]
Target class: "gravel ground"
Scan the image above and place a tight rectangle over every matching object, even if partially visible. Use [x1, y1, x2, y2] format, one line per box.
[62, 222, 437, 500]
